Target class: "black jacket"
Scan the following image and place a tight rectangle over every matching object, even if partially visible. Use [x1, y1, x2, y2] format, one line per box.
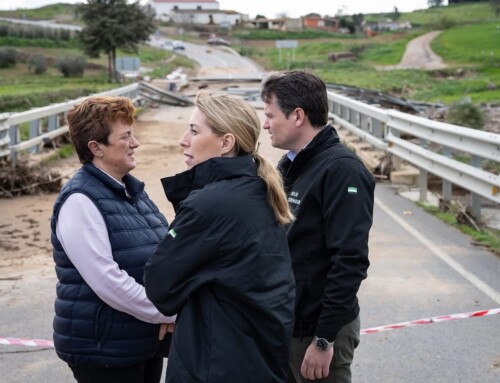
[144, 155, 295, 383]
[278, 125, 374, 342]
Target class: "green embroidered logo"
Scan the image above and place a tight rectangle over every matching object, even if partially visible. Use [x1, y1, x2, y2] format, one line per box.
[347, 186, 357, 194]
[168, 229, 177, 238]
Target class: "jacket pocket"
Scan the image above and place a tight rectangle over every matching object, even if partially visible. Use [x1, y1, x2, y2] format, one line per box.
[94, 303, 114, 350]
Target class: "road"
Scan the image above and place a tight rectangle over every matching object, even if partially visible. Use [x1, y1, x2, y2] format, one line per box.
[1, 101, 499, 382]
[0, 19, 499, 382]
[382, 31, 447, 70]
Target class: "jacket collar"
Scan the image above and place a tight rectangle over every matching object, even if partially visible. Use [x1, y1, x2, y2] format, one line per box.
[161, 154, 257, 209]
[278, 124, 340, 177]
[82, 163, 145, 202]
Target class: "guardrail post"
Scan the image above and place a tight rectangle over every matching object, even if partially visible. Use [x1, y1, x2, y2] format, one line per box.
[0, 114, 10, 159]
[419, 138, 429, 202]
[442, 146, 453, 202]
[470, 155, 482, 218]
[9, 124, 19, 162]
[48, 114, 59, 132]
[419, 169, 428, 203]
[29, 119, 41, 153]
[372, 118, 384, 140]
[360, 115, 370, 134]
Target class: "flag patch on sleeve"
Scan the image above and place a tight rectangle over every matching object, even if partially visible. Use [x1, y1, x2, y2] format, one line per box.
[347, 186, 357, 194]
[168, 229, 177, 238]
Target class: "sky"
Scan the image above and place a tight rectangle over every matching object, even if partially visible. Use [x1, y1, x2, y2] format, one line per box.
[0, 1, 447, 18]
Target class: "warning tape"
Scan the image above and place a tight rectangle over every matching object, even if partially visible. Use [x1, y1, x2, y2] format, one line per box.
[0, 337, 54, 348]
[1, 308, 499, 348]
[360, 307, 500, 334]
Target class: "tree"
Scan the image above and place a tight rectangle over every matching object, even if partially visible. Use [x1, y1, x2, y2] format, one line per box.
[78, 0, 156, 82]
[393, 6, 400, 20]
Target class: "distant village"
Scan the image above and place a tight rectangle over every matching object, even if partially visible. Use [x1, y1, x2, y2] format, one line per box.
[147, 0, 412, 35]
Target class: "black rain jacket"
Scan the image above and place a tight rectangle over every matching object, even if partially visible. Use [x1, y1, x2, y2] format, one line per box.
[145, 154, 295, 383]
[278, 125, 374, 342]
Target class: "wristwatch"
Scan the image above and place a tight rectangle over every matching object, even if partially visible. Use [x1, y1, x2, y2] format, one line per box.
[313, 336, 334, 351]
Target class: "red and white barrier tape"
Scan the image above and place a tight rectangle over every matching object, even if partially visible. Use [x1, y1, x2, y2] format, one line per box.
[0, 337, 54, 348]
[1, 308, 499, 348]
[360, 307, 500, 334]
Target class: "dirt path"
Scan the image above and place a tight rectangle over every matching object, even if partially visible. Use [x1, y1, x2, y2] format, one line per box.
[381, 30, 447, 70]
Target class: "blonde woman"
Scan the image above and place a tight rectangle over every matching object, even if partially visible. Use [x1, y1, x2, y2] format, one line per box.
[145, 91, 295, 382]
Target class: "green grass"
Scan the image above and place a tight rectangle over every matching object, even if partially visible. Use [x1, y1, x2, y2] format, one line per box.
[2, 2, 499, 108]
[0, 3, 79, 22]
[432, 22, 500, 65]
[359, 31, 421, 65]
[398, 3, 496, 26]
[0, 40, 193, 112]
[417, 203, 500, 256]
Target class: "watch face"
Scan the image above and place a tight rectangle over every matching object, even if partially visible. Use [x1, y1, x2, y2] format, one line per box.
[315, 337, 329, 351]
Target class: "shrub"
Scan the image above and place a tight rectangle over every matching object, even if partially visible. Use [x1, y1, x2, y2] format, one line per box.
[28, 53, 48, 74]
[434, 16, 457, 30]
[0, 47, 17, 68]
[57, 56, 85, 77]
[446, 99, 484, 130]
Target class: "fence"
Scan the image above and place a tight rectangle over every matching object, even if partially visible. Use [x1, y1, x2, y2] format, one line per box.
[1, 85, 499, 218]
[0, 83, 140, 162]
[328, 91, 500, 217]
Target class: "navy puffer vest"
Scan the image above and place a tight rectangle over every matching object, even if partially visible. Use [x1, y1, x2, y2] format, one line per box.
[51, 163, 168, 368]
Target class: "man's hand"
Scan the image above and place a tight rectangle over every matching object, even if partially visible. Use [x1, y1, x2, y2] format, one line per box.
[158, 322, 176, 340]
[300, 343, 334, 380]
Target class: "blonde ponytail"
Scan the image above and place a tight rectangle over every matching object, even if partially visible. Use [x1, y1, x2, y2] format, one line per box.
[253, 153, 294, 225]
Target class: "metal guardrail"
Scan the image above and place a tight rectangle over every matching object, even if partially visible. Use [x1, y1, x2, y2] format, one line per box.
[1, 85, 498, 218]
[0, 83, 140, 162]
[327, 90, 500, 217]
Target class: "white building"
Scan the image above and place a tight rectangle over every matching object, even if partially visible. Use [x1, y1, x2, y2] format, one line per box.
[148, 0, 220, 21]
[148, 0, 248, 26]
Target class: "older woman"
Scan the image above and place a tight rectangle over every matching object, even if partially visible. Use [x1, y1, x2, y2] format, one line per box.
[51, 97, 175, 383]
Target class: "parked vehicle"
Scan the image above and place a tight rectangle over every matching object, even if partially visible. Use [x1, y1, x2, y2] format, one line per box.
[172, 40, 185, 50]
[207, 37, 231, 46]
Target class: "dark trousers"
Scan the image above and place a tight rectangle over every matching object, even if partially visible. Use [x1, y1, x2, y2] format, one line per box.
[69, 357, 163, 383]
[287, 315, 361, 383]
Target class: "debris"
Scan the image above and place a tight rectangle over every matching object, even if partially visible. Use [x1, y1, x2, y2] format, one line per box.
[0, 157, 63, 198]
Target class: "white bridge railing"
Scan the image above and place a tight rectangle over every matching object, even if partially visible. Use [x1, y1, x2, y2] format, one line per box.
[0, 83, 140, 161]
[328, 91, 500, 217]
[1, 86, 498, 218]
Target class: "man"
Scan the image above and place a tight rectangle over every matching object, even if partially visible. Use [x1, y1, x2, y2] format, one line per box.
[261, 70, 375, 383]
[50, 96, 175, 383]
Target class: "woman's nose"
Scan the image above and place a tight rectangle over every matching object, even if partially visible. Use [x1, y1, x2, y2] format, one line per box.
[179, 131, 189, 147]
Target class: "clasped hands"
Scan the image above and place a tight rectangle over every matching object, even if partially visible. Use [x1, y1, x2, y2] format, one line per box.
[158, 322, 175, 340]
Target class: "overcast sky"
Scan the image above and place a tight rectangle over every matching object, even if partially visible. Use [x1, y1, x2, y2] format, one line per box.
[1, 1, 446, 18]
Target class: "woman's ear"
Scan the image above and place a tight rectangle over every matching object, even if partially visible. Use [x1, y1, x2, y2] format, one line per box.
[88, 141, 103, 157]
[221, 133, 236, 156]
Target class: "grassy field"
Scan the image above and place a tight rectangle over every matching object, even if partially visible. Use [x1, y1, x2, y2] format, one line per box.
[0, 3, 79, 22]
[232, 1, 500, 104]
[0, 38, 194, 112]
[432, 22, 500, 65]
[1, 2, 499, 110]
[398, 2, 496, 26]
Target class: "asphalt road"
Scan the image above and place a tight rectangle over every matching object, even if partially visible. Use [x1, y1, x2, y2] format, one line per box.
[0, 19, 498, 381]
[1, 104, 499, 382]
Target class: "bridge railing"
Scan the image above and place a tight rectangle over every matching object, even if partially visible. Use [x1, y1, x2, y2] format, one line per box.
[327, 90, 500, 217]
[1, 85, 498, 218]
[0, 83, 140, 162]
